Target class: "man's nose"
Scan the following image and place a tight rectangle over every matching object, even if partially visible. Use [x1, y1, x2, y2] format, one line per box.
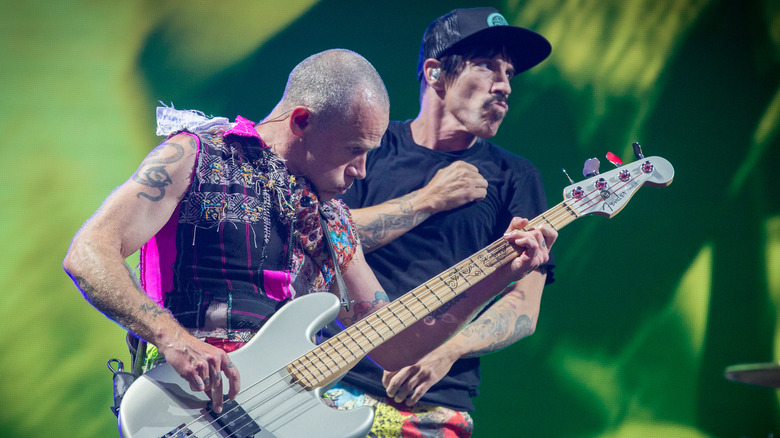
[493, 72, 512, 96]
[347, 155, 367, 179]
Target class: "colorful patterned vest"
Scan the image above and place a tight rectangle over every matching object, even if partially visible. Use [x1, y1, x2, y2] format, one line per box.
[139, 108, 358, 339]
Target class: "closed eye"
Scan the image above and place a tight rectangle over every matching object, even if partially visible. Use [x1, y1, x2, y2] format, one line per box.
[349, 146, 366, 155]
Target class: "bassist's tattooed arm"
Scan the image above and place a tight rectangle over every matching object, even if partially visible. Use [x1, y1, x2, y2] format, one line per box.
[63, 131, 243, 403]
[71, 262, 168, 331]
[73, 274, 126, 326]
[123, 262, 168, 319]
[133, 136, 195, 201]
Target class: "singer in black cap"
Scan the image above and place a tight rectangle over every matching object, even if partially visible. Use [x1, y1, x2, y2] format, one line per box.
[324, 7, 556, 437]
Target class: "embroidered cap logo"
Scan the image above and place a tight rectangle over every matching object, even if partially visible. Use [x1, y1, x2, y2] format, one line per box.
[487, 12, 509, 27]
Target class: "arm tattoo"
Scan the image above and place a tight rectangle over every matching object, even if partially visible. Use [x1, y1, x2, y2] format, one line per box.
[340, 290, 389, 326]
[139, 302, 168, 318]
[357, 193, 431, 250]
[395, 192, 415, 214]
[133, 139, 192, 201]
[73, 275, 126, 326]
[460, 313, 534, 358]
[72, 264, 166, 330]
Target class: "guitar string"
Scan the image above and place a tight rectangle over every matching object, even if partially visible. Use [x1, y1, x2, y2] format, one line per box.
[181, 168, 645, 437]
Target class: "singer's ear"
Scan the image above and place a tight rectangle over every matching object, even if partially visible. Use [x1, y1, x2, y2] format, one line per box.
[422, 58, 443, 89]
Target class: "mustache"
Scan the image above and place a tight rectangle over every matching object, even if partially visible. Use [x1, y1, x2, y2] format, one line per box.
[483, 94, 508, 108]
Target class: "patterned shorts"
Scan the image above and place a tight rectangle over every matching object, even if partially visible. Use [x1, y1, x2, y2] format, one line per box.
[324, 383, 473, 438]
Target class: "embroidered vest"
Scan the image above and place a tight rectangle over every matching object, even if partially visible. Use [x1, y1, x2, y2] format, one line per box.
[139, 108, 358, 337]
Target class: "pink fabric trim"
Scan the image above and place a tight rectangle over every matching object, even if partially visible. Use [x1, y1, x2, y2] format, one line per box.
[139, 204, 181, 306]
[139, 234, 162, 305]
[139, 132, 201, 306]
[224, 116, 267, 148]
[263, 270, 292, 302]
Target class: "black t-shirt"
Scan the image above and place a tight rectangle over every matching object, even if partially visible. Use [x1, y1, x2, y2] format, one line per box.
[335, 120, 555, 411]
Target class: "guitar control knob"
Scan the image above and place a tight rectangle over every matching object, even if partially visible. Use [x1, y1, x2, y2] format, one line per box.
[641, 160, 654, 173]
[571, 186, 584, 199]
[619, 170, 631, 182]
[596, 178, 608, 190]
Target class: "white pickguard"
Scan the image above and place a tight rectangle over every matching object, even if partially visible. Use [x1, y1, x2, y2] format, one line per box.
[118, 293, 373, 438]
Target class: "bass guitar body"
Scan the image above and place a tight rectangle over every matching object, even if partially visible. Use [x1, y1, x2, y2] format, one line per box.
[118, 293, 373, 438]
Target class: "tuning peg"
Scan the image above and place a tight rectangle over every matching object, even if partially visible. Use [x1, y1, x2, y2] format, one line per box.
[606, 152, 623, 167]
[562, 168, 574, 184]
[583, 157, 600, 178]
[632, 141, 644, 159]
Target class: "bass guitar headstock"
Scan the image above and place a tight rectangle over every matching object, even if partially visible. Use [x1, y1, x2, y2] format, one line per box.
[563, 155, 674, 218]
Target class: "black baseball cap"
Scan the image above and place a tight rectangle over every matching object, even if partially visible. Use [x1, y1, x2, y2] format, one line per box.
[417, 7, 551, 80]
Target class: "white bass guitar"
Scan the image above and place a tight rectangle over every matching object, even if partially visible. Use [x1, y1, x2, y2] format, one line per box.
[119, 155, 674, 437]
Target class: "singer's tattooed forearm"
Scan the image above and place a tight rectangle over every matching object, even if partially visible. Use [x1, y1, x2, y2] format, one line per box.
[356, 193, 431, 250]
[460, 312, 534, 358]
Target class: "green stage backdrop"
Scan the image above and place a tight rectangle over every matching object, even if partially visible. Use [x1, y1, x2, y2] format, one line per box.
[1, 0, 778, 436]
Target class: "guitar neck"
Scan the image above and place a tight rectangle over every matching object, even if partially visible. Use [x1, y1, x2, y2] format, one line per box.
[288, 200, 579, 389]
[286, 155, 674, 390]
